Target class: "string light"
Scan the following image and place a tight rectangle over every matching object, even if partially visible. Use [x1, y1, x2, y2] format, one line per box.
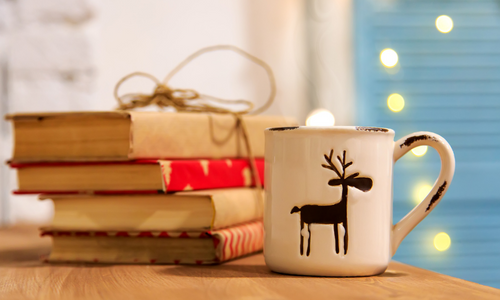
[434, 232, 451, 251]
[387, 93, 405, 112]
[415, 184, 432, 204]
[306, 108, 335, 126]
[380, 49, 398, 68]
[411, 146, 428, 157]
[436, 15, 453, 33]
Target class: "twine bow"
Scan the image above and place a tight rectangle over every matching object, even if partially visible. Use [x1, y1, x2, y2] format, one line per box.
[114, 45, 277, 190]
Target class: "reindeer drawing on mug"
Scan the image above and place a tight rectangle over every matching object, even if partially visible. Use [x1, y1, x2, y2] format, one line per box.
[290, 150, 373, 256]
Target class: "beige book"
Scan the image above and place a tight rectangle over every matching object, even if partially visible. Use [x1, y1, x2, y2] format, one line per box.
[41, 221, 264, 264]
[40, 188, 263, 232]
[6, 111, 297, 162]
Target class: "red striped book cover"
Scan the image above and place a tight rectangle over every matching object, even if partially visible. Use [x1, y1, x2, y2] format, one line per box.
[41, 221, 263, 264]
[11, 158, 264, 194]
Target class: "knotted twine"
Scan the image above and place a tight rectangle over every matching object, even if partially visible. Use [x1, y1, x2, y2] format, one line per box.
[114, 45, 277, 191]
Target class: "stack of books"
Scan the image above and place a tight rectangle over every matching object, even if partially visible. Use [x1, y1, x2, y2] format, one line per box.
[7, 111, 296, 264]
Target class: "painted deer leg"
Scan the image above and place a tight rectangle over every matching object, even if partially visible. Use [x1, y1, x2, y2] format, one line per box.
[300, 219, 304, 256]
[343, 221, 348, 255]
[306, 223, 312, 256]
[333, 222, 339, 254]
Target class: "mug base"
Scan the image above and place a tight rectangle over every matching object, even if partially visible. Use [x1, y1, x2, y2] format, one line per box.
[269, 268, 387, 278]
[265, 260, 388, 277]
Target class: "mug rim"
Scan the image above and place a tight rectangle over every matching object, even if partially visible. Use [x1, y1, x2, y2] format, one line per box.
[266, 126, 395, 135]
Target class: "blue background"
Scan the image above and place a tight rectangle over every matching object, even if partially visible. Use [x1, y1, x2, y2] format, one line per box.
[355, 0, 500, 288]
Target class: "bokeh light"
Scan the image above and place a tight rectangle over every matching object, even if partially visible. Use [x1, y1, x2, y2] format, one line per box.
[306, 108, 335, 126]
[380, 48, 398, 68]
[387, 93, 405, 112]
[434, 232, 451, 251]
[415, 184, 433, 204]
[436, 15, 453, 33]
[411, 146, 428, 157]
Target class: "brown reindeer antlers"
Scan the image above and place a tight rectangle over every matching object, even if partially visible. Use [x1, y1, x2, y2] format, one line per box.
[337, 150, 345, 166]
[323, 149, 354, 179]
[337, 150, 354, 176]
[322, 149, 342, 178]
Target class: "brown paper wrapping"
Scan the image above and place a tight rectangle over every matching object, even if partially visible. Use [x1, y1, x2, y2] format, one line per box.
[129, 111, 297, 159]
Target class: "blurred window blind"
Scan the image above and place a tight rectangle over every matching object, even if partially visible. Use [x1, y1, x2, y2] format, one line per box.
[355, 0, 500, 288]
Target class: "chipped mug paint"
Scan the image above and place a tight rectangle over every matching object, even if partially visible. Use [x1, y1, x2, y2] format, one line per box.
[264, 126, 455, 276]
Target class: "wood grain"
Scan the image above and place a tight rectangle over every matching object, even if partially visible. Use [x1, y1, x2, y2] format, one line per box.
[1, 225, 499, 300]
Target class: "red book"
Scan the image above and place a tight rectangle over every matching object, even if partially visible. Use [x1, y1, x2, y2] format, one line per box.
[11, 159, 264, 194]
[41, 221, 264, 264]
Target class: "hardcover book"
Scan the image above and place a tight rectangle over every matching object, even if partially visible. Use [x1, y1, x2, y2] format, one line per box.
[41, 221, 264, 264]
[12, 158, 264, 193]
[40, 188, 263, 232]
[6, 111, 297, 162]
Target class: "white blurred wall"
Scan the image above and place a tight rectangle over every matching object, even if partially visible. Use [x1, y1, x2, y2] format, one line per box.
[305, 0, 355, 126]
[0, 0, 100, 225]
[0, 0, 314, 225]
[96, 0, 309, 118]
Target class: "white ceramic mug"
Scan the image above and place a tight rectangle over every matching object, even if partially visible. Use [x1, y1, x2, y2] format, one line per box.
[264, 126, 455, 276]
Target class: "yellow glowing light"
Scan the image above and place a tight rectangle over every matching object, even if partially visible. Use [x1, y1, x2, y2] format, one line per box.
[411, 146, 428, 157]
[434, 232, 451, 251]
[306, 108, 335, 126]
[415, 184, 432, 204]
[436, 15, 453, 33]
[387, 93, 405, 112]
[380, 48, 398, 68]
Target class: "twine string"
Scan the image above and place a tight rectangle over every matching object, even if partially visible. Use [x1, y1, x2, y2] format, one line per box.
[114, 45, 275, 190]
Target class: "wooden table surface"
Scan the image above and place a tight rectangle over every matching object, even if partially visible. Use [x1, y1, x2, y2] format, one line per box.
[1, 225, 499, 300]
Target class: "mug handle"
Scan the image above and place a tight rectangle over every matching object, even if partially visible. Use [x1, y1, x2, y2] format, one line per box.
[391, 131, 455, 255]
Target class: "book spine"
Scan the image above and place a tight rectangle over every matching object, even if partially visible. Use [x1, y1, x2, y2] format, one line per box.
[159, 159, 264, 192]
[211, 221, 264, 262]
[210, 189, 264, 230]
[129, 112, 297, 159]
